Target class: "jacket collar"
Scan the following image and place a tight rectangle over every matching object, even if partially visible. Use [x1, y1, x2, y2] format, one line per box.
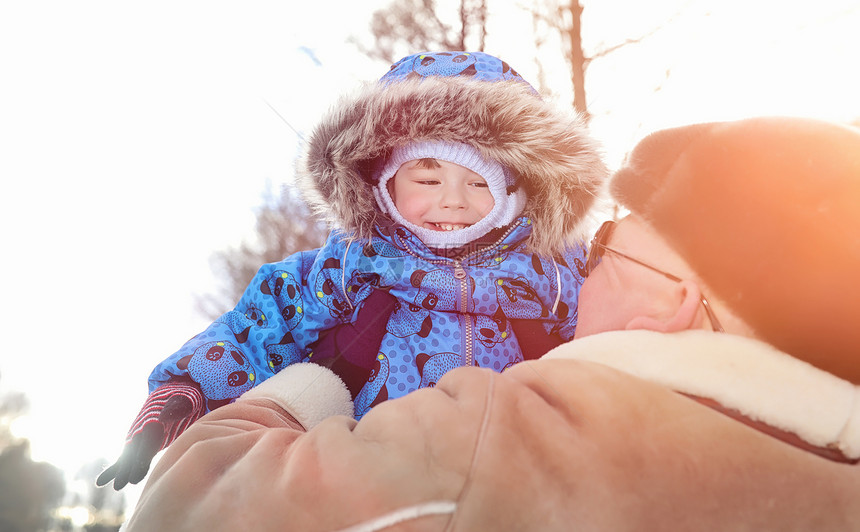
[374, 216, 533, 262]
[544, 330, 860, 462]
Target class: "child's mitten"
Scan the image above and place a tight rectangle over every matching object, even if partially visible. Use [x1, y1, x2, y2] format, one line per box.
[312, 288, 396, 398]
[96, 378, 205, 490]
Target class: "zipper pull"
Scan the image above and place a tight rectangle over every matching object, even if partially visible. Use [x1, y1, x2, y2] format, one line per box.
[453, 262, 467, 279]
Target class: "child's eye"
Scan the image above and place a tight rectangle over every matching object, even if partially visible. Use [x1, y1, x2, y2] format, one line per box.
[470, 182, 489, 188]
[417, 180, 440, 185]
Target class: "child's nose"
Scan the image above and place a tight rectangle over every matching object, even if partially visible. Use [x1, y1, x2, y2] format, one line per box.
[440, 185, 467, 209]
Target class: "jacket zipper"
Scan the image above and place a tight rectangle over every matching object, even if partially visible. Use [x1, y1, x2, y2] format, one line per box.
[385, 222, 524, 369]
[453, 260, 472, 366]
[448, 225, 521, 368]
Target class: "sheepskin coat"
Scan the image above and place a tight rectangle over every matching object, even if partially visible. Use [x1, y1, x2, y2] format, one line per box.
[126, 330, 860, 531]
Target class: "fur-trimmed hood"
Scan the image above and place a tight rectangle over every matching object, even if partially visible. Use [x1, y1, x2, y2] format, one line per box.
[297, 53, 608, 257]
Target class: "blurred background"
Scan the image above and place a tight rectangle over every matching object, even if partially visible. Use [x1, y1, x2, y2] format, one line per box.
[2, 0, 859, 529]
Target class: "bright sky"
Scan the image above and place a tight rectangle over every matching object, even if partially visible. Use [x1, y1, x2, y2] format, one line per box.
[2, 0, 859, 514]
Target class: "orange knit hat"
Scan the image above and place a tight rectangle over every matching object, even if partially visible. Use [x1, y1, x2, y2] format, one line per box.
[611, 116, 860, 383]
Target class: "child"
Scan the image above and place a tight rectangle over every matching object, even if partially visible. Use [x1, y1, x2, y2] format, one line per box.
[97, 51, 607, 489]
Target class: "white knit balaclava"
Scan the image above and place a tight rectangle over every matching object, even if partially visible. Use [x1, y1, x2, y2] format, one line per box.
[373, 141, 527, 248]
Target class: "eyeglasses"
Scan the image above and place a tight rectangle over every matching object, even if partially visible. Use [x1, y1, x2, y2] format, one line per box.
[585, 220, 725, 333]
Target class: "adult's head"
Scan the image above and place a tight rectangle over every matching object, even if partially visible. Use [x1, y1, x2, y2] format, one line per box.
[576, 116, 860, 383]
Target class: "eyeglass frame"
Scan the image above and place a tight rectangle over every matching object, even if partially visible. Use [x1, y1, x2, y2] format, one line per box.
[585, 220, 725, 333]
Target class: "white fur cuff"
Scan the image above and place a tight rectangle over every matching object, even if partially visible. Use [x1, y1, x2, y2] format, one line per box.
[239, 363, 354, 430]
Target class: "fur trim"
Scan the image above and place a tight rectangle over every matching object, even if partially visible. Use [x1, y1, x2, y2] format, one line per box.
[544, 330, 860, 460]
[239, 363, 354, 430]
[298, 76, 608, 256]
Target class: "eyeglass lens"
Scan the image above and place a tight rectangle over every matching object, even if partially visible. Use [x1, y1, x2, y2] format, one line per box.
[585, 220, 615, 276]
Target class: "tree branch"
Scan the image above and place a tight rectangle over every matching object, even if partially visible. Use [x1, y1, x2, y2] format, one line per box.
[586, 0, 694, 66]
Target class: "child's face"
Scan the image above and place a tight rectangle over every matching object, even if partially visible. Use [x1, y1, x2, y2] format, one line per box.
[389, 158, 495, 231]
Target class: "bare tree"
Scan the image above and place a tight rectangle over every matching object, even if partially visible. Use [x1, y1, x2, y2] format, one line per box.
[531, 0, 690, 122]
[564, 1, 588, 120]
[359, 0, 489, 63]
[362, 0, 644, 122]
[195, 186, 328, 320]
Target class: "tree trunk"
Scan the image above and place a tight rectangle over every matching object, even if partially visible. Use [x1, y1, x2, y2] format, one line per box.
[567, 0, 589, 122]
[459, 0, 468, 49]
[477, 0, 486, 51]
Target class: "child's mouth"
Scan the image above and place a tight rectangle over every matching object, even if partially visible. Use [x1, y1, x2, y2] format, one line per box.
[427, 222, 470, 231]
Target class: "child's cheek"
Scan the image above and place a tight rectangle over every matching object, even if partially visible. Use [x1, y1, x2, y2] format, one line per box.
[479, 196, 495, 217]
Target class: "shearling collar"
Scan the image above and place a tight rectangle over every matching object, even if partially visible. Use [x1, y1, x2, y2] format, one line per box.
[544, 329, 860, 462]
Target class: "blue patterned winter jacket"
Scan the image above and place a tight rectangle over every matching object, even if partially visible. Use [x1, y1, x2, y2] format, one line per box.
[149, 217, 587, 418]
[147, 50, 609, 419]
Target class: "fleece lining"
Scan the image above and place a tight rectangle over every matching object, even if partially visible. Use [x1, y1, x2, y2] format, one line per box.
[239, 362, 354, 430]
[544, 330, 860, 459]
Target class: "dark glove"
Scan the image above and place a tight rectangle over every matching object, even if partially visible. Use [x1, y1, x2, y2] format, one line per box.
[311, 288, 397, 398]
[97, 379, 205, 490]
[95, 418, 165, 490]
